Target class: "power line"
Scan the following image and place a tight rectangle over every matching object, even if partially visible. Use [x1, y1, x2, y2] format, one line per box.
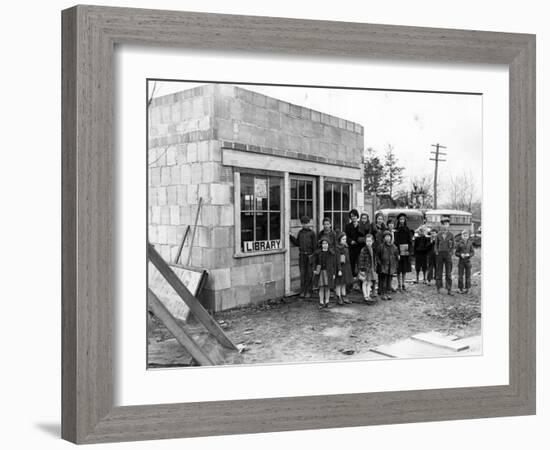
[430, 143, 447, 209]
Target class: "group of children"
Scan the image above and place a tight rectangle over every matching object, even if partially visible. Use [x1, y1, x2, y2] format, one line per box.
[290, 210, 476, 309]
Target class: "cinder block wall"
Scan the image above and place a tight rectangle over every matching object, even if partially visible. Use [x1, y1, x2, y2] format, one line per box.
[149, 84, 364, 312]
[213, 84, 364, 167]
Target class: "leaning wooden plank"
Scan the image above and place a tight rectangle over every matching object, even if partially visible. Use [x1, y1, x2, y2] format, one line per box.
[173, 225, 190, 264]
[186, 197, 203, 266]
[148, 243, 237, 350]
[411, 332, 470, 351]
[147, 289, 213, 366]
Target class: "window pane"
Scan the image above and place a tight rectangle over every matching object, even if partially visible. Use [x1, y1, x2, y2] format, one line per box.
[255, 212, 267, 241]
[324, 182, 333, 211]
[241, 175, 254, 211]
[342, 184, 350, 210]
[306, 201, 313, 219]
[269, 213, 281, 240]
[334, 212, 342, 233]
[241, 212, 254, 246]
[256, 196, 268, 211]
[254, 177, 268, 210]
[334, 183, 341, 210]
[305, 181, 312, 200]
[298, 180, 306, 199]
[291, 200, 298, 219]
[298, 201, 305, 219]
[269, 177, 281, 211]
[291, 179, 297, 200]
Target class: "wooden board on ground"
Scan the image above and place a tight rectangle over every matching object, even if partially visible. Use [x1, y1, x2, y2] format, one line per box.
[148, 261, 207, 322]
[147, 337, 194, 368]
[370, 338, 459, 359]
[411, 331, 470, 351]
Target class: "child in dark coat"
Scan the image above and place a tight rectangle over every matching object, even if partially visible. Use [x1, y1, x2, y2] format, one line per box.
[375, 231, 399, 301]
[358, 234, 377, 303]
[413, 226, 431, 284]
[313, 236, 337, 308]
[455, 229, 475, 294]
[334, 232, 354, 305]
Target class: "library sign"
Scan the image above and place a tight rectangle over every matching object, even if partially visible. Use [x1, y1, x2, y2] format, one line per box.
[243, 239, 282, 253]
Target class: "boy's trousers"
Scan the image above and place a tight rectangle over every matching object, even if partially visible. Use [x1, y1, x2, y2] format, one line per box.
[436, 251, 453, 291]
[427, 253, 436, 282]
[378, 273, 392, 295]
[299, 253, 313, 294]
[458, 258, 472, 290]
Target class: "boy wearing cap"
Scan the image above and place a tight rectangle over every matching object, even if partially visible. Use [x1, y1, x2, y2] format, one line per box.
[455, 229, 475, 294]
[289, 215, 317, 299]
[435, 215, 455, 295]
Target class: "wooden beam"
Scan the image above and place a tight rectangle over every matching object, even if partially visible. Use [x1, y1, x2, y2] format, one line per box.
[186, 197, 203, 266]
[148, 243, 237, 350]
[173, 225, 190, 264]
[147, 289, 213, 366]
[283, 172, 291, 296]
[222, 149, 362, 180]
[234, 170, 241, 255]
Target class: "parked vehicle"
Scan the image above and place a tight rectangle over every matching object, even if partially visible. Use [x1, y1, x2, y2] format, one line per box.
[374, 208, 425, 232]
[424, 209, 474, 235]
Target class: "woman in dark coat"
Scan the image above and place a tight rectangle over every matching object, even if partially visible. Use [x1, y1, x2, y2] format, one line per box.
[344, 209, 364, 281]
[394, 213, 413, 290]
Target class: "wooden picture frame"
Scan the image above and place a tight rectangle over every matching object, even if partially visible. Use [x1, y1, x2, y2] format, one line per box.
[61, 5, 536, 444]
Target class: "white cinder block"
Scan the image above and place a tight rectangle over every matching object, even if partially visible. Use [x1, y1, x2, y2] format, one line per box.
[157, 187, 167, 206]
[166, 146, 177, 166]
[210, 183, 231, 205]
[170, 206, 180, 225]
[187, 142, 198, 162]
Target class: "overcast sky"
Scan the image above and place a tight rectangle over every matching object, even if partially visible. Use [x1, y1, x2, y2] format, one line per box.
[150, 80, 482, 204]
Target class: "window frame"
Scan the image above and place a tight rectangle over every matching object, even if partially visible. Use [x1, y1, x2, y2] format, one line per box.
[323, 181, 352, 233]
[234, 170, 285, 258]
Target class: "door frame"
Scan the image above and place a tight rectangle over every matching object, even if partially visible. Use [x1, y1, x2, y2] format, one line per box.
[285, 173, 318, 295]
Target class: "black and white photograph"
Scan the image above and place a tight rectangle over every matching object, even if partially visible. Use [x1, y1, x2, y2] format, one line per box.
[146, 80, 483, 368]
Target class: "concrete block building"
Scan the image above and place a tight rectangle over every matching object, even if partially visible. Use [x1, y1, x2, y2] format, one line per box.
[148, 84, 365, 311]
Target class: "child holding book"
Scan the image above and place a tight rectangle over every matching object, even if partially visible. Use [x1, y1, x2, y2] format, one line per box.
[313, 236, 336, 308]
[455, 229, 475, 294]
[358, 234, 377, 303]
[334, 232, 354, 305]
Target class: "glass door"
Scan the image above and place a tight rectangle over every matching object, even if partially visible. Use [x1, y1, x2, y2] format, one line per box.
[289, 175, 317, 293]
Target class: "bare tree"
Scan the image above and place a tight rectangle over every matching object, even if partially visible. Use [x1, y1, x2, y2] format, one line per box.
[445, 170, 477, 212]
[410, 174, 434, 209]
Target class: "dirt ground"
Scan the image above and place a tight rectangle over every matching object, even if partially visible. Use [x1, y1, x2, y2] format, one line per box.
[149, 253, 481, 366]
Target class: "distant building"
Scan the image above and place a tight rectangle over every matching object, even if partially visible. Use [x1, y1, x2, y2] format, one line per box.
[148, 84, 365, 311]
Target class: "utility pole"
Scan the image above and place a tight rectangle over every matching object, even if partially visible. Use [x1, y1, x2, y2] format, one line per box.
[430, 143, 447, 209]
